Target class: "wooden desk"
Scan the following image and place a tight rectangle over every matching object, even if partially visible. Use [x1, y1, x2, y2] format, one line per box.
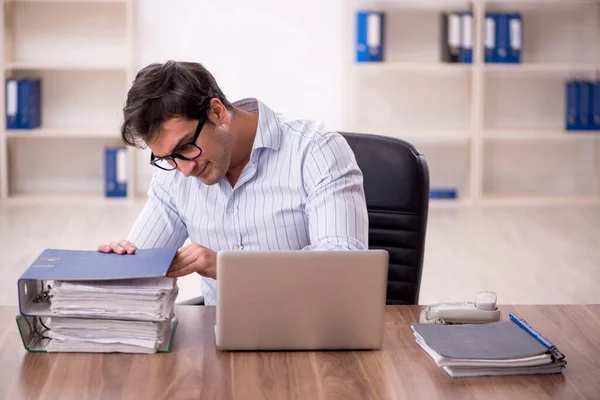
[1, 305, 599, 399]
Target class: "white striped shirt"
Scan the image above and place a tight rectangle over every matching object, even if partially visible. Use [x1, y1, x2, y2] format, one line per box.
[127, 98, 368, 305]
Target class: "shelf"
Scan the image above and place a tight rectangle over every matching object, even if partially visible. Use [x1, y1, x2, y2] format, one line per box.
[480, 194, 600, 206]
[342, 1, 600, 207]
[0, 0, 135, 201]
[5, 61, 129, 72]
[483, 129, 600, 140]
[5, 129, 120, 139]
[356, 63, 597, 73]
[6, 0, 130, 3]
[429, 197, 472, 208]
[350, 0, 472, 11]
[1, 193, 134, 205]
[483, 63, 597, 73]
[351, 128, 471, 141]
[7, 1, 129, 68]
[484, 0, 599, 7]
[354, 62, 472, 72]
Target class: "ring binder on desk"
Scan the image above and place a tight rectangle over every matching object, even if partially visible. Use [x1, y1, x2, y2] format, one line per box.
[16, 315, 178, 353]
[15, 247, 180, 354]
[18, 247, 178, 317]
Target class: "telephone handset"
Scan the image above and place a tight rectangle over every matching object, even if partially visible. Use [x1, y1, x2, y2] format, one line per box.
[420, 291, 501, 324]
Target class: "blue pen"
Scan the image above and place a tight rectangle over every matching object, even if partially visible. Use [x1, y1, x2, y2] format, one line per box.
[509, 313, 565, 362]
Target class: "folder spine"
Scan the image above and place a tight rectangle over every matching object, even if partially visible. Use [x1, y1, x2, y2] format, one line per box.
[441, 12, 461, 63]
[484, 13, 496, 63]
[356, 11, 384, 62]
[507, 13, 522, 63]
[5, 78, 41, 129]
[592, 81, 600, 130]
[459, 12, 473, 64]
[578, 80, 593, 130]
[495, 13, 509, 63]
[430, 188, 457, 199]
[105, 147, 127, 197]
[565, 80, 579, 131]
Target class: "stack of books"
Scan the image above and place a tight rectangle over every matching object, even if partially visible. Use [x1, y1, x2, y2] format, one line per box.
[411, 314, 567, 377]
[16, 247, 179, 354]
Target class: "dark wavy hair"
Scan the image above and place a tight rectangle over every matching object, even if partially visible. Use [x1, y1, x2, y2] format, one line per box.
[121, 61, 233, 148]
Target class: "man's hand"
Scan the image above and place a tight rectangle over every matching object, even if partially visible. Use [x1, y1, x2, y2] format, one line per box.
[168, 243, 217, 279]
[97, 240, 137, 255]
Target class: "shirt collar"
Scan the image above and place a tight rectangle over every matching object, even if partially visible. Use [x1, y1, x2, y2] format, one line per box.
[232, 98, 281, 152]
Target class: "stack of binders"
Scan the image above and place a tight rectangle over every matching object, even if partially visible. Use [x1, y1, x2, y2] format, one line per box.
[15, 247, 179, 354]
[411, 314, 567, 377]
[441, 12, 473, 64]
[566, 80, 600, 131]
[484, 12, 522, 63]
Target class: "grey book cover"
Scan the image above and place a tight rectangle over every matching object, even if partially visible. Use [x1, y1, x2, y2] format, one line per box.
[412, 320, 550, 360]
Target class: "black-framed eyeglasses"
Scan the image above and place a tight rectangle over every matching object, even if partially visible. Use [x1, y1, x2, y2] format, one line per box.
[150, 115, 206, 171]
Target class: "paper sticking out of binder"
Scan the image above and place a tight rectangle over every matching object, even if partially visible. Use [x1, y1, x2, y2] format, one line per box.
[16, 247, 179, 354]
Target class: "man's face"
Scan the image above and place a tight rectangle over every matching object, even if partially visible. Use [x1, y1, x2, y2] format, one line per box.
[148, 115, 233, 185]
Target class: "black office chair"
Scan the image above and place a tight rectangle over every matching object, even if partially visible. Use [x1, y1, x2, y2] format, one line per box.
[178, 132, 430, 306]
[340, 132, 429, 305]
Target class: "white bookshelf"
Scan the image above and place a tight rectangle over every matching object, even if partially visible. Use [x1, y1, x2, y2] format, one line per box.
[343, 0, 600, 206]
[0, 0, 137, 201]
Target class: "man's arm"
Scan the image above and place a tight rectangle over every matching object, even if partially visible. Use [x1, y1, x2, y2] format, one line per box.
[126, 173, 217, 280]
[302, 131, 369, 250]
[127, 172, 189, 249]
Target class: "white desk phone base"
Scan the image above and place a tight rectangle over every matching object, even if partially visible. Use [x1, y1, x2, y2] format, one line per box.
[420, 291, 501, 324]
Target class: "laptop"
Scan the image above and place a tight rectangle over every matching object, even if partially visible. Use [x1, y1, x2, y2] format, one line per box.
[214, 250, 389, 351]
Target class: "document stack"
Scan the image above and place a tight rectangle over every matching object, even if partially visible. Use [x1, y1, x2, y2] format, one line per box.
[16, 247, 179, 354]
[411, 315, 567, 378]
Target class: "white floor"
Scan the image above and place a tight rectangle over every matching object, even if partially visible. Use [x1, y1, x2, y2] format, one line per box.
[1, 200, 599, 306]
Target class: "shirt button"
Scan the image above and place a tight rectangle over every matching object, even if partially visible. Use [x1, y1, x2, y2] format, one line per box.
[232, 245, 239, 250]
[228, 207, 235, 214]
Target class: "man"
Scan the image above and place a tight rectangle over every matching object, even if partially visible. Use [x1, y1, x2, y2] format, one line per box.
[98, 61, 368, 305]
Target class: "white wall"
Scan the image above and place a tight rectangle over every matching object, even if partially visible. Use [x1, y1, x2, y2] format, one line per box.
[137, 0, 344, 126]
[134, 0, 346, 192]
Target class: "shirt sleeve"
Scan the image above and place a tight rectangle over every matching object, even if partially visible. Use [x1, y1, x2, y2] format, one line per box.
[127, 172, 189, 249]
[301, 131, 369, 251]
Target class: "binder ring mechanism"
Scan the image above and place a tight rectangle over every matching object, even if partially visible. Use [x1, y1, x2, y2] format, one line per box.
[22, 280, 54, 346]
[24, 315, 51, 347]
[33, 280, 53, 304]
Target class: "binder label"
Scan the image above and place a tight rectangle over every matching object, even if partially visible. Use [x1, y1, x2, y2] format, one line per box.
[461, 14, 473, 48]
[509, 18, 522, 50]
[6, 80, 17, 117]
[116, 148, 127, 184]
[448, 14, 460, 47]
[366, 13, 381, 49]
[485, 17, 495, 49]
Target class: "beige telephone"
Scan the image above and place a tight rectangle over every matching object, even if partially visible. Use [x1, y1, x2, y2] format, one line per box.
[419, 291, 501, 324]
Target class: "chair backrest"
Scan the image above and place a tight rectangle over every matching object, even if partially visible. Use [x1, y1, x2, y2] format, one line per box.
[340, 132, 430, 305]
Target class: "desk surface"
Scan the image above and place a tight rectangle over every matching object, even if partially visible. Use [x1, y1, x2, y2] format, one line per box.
[1, 305, 599, 400]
